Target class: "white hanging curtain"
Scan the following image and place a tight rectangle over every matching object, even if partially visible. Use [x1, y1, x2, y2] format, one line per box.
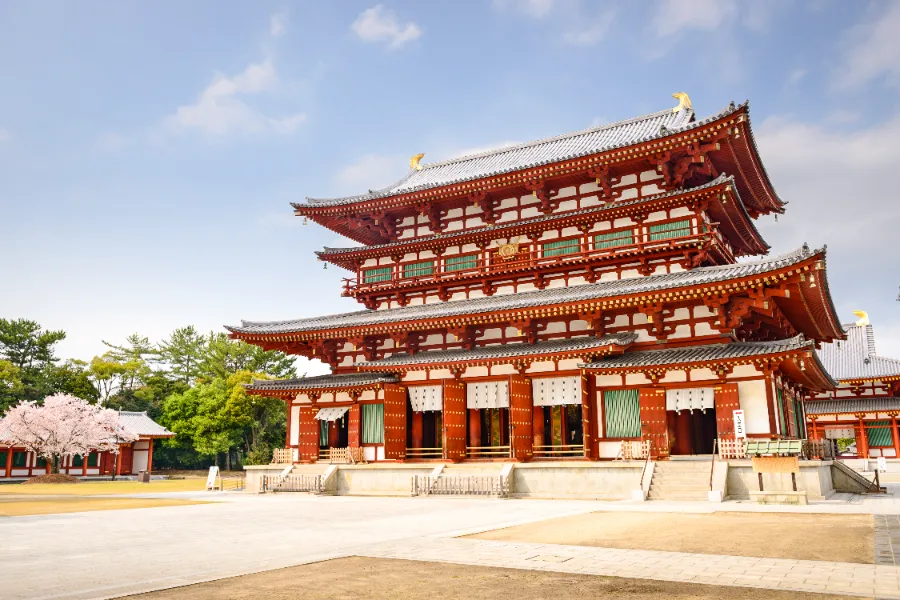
[409, 385, 443, 412]
[665, 388, 715, 412]
[466, 380, 509, 409]
[314, 406, 350, 421]
[825, 428, 855, 440]
[532, 376, 582, 406]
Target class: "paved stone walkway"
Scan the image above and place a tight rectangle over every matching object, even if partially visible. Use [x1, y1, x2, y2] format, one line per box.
[3, 492, 900, 599]
[877, 515, 900, 566]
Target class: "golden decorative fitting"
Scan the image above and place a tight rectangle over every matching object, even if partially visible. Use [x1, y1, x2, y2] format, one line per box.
[409, 153, 425, 171]
[672, 92, 692, 113]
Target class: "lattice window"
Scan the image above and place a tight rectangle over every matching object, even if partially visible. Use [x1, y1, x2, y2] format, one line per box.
[648, 219, 692, 241]
[362, 403, 384, 444]
[593, 229, 634, 249]
[867, 421, 893, 447]
[444, 254, 478, 272]
[12, 452, 27, 467]
[402, 261, 434, 278]
[542, 238, 580, 257]
[603, 389, 641, 438]
[363, 267, 392, 283]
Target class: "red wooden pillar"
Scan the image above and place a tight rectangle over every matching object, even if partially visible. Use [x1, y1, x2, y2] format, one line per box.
[382, 384, 408, 460]
[639, 388, 668, 459]
[298, 406, 319, 462]
[891, 414, 900, 458]
[348, 404, 361, 450]
[147, 440, 155, 474]
[115, 444, 124, 476]
[442, 379, 466, 462]
[856, 415, 869, 458]
[468, 409, 481, 448]
[532, 405, 545, 448]
[509, 374, 534, 462]
[581, 373, 593, 459]
[411, 411, 424, 449]
[4, 447, 12, 476]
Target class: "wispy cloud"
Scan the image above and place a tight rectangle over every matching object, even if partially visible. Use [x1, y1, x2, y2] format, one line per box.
[163, 59, 306, 136]
[351, 5, 422, 50]
[335, 154, 405, 194]
[832, 3, 900, 91]
[492, 0, 555, 19]
[653, 0, 737, 37]
[270, 12, 287, 38]
[563, 9, 615, 46]
[787, 68, 807, 85]
[0, 128, 10, 142]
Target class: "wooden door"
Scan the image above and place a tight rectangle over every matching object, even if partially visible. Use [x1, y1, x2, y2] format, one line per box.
[509, 375, 534, 462]
[639, 388, 668, 458]
[348, 404, 361, 449]
[714, 383, 740, 439]
[119, 446, 134, 474]
[383, 384, 407, 460]
[298, 406, 319, 462]
[443, 379, 466, 462]
[581, 374, 592, 458]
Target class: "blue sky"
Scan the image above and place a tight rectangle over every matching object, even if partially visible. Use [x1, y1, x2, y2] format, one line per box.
[2, 0, 900, 375]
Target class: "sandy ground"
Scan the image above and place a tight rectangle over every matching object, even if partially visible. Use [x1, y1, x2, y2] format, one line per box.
[0, 496, 207, 516]
[0, 479, 207, 495]
[124, 556, 858, 600]
[470, 511, 875, 564]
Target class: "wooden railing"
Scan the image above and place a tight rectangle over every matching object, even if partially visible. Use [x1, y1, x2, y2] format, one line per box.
[318, 447, 367, 464]
[263, 474, 323, 493]
[717, 437, 747, 460]
[271, 448, 293, 464]
[343, 230, 714, 295]
[803, 439, 836, 460]
[411, 474, 508, 497]
[616, 440, 651, 460]
[533, 444, 584, 459]
[405, 447, 443, 460]
[466, 445, 511, 459]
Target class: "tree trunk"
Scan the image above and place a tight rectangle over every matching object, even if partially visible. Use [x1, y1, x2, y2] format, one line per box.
[52, 456, 60, 474]
[226, 449, 231, 472]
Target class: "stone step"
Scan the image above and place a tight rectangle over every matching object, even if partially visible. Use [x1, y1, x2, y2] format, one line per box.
[647, 491, 707, 500]
[649, 473, 710, 482]
[649, 483, 708, 492]
[653, 463, 710, 471]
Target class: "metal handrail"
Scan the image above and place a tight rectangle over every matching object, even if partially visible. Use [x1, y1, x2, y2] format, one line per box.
[638, 448, 653, 489]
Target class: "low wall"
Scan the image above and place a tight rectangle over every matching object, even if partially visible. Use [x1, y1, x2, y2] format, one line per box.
[725, 460, 834, 500]
[334, 464, 435, 496]
[511, 461, 645, 500]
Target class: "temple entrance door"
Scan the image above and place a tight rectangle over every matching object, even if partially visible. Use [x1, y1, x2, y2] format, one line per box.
[442, 379, 466, 462]
[667, 409, 717, 455]
[383, 384, 407, 460]
[508, 375, 534, 462]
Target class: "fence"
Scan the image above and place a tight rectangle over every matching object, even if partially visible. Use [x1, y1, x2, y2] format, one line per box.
[616, 440, 651, 460]
[411, 474, 508, 497]
[317, 447, 368, 464]
[405, 447, 443, 460]
[216, 475, 246, 491]
[803, 439, 836, 460]
[262, 474, 323, 493]
[466, 445, 511, 459]
[533, 444, 585, 459]
[271, 448, 293, 464]
[717, 437, 747, 460]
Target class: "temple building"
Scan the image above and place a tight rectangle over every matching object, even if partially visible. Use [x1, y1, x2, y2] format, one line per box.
[228, 95, 845, 464]
[808, 313, 900, 458]
[0, 411, 173, 479]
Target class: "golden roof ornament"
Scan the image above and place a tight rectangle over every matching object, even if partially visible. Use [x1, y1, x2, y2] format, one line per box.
[496, 236, 522, 260]
[672, 92, 692, 113]
[409, 153, 425, 171]
[853, 310, 869, 326]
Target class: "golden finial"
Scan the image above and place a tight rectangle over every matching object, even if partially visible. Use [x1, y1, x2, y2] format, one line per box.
[672, 92, 692, 113]
[409, 153, 425, 171]
[853, 310, 869, 326]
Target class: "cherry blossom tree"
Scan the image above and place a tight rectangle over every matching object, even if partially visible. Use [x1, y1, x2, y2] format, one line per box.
[1, 393, 137, 473]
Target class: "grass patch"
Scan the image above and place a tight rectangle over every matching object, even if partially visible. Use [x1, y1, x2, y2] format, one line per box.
[0, 496, 208, 517]
[0, 478, 207, 496]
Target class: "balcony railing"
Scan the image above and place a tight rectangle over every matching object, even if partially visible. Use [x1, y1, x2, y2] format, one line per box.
[405, 447, 443, 460]
[343, 230, 722, 296]
[466, 445, 511, 459]
[533, 444, 585, 459]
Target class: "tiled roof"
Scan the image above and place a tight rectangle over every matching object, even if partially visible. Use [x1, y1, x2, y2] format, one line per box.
[579, 336, 814, 370]
[304, 104, 712, 207]
[806, 398, 900, 415]
[227, 245, 819, 336]
[317, 175, 766, 259]
[356, 333, 637, 368]
[816, 324, 900, 381]
[247, 373, 397, 392]
[117, 411, 174, 438]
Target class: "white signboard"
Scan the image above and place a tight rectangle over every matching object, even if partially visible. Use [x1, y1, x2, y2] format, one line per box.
[206, 466, 220, 490]
[733, 410, 746, 439]
[878, 456, 887, 473]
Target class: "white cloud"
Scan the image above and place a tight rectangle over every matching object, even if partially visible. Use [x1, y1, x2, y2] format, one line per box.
[653, 0, 737, 37]
[563, 9, 615, 46]
[832, 3, 900, 90]
[270, 12, 287, 37]
[824, 109, 860, 125]
[787, 68, 807, 85]
[351, 5, 422, 49]
[0, 128, 11, 142]
[335, 154, 405, 193]
[493, 0, 555, 19]
[163, 59, 306, 136]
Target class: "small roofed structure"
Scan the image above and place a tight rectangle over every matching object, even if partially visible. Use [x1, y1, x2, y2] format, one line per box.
[0, 410, 174, 480]
[808, 315, 900, 458]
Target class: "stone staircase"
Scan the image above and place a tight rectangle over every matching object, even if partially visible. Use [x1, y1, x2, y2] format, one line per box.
[647, 459, 710, 501]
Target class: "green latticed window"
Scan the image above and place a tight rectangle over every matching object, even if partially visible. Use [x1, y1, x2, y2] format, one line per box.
[867, 421, 893, 447]
[445, 254, 478, 272]
[72, 454, 84, 467]
[776, 388, 787, 436]
[362, 403, 384, 444]
[604, 389, 641, 438]
[12, 452, 26, 467]
[402, 261, 434, 278]
[319, 420, 328, 447]
[648, 219, 692, 241]
[363, 267, 392, 283]
[594, 229, 634, 250]
[542, 238, 580, 257]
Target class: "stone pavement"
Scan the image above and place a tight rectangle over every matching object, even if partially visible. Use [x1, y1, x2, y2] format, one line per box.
[3, 491, 900, 600]
[877, 515, 900, 566]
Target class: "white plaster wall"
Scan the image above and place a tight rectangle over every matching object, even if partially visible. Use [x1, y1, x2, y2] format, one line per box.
[527, 361, 556, 373]
[731, 364, 761, 377]
[660, 370, 688, 383]
[738, 380, 770, 434]
[403, 371, 428, 382]
[625, 373, 650, 386]
[132, 450, 149, 474]
[290, 406, 300, 445]
[463, 366, 490, 378]
[690, 368, 717, 381]
[594, 375, 622, 387]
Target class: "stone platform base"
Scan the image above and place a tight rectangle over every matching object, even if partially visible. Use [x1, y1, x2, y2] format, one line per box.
[749, 490, 808, 505]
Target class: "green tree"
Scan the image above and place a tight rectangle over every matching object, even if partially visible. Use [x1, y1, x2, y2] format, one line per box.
[0, 359, 24, 413]
[0, 319, 68, 403]
[223, 371, 285, 464]
[43, 359, 100, 404]
[200, 333, 295, 381]
[157, 326, 206, 384]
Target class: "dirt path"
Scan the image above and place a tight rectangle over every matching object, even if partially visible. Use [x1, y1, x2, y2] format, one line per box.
[0, 497, 207, 516]
[126, 556, 858, 600]
[469, 511, 874, 564]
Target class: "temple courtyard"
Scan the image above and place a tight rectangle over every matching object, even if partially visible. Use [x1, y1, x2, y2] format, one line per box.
[3, 486, 900, 600]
